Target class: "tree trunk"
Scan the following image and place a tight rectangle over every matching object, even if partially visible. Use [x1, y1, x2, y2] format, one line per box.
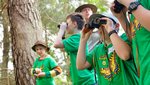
[7, 0, 43, 85]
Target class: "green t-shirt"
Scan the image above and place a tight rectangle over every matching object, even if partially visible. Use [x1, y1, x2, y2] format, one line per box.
[32, 55, 58, 85]
[130, 0, 150, 85]
[87, 33, 139, 85]
[63, 33, 95, 85]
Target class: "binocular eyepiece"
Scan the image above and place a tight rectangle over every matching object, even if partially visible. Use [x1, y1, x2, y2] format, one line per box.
[57, 22, 68, 29]
[57, 24, 66, 39]
[57, 25, 60, 28]
[85, 18, 107, 29]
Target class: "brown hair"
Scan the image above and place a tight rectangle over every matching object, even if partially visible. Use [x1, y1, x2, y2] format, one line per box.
[66, 13, 85, 30]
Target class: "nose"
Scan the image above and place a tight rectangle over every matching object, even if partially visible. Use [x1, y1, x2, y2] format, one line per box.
[36, 49, 41, 53]
[85, 9, 89, 13]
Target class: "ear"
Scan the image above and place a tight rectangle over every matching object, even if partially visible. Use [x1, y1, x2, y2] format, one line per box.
[73, 21, 77, 29]
[73, 21, 77, 26]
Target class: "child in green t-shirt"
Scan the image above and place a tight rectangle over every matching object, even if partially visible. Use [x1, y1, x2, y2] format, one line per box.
[31, 40, 62, 85]
[77, 12, 139, 85]
[54, 13, 96, 85]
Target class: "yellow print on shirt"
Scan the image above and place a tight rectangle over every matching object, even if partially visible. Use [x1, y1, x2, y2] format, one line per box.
[130, 18, 142, 38]
[100, 52, 120, 80]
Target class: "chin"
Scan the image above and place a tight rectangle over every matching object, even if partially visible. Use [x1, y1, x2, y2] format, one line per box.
[66, 31, 73, 34]
[66, 31, 70, 34]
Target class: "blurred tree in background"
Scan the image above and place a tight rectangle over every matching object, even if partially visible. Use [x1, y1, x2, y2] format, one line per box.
[38, 0, 108, 33]
[0, 0, 109, 85]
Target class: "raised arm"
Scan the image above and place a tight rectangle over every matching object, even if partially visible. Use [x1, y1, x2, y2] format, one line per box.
[101, 17, 131, 60]
[110, 3, 132, 40]
[118, 0, 150, 31]
[54, 22, 67, 48]
[76, 28, 92, 70]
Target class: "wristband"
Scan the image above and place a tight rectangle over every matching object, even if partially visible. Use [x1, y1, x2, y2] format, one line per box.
[108, 30, 117, 37]
[33, 69, 36, 74]
[128, 1, 141, 14]
[31, 68, 36, 75]
[45, 72, 51, 77]
[50, 70, 56, 77]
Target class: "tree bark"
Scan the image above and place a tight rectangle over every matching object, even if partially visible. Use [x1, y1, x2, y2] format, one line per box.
[7, 0, 43, 85]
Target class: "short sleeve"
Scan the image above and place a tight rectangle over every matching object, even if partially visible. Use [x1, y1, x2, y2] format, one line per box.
[48, 56, 58, 69]
[62, 34, 80, 52]
[120, 33, 131, 46]
[140, 0, 150, 10]
[32, 58, 38, 68]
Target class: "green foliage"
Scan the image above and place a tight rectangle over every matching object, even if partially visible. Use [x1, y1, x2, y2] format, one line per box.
[84, 0, 108, 13]
[38, 0, 108, 34]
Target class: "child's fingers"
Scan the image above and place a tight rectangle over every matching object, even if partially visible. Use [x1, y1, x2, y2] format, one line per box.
[82, 27, 91, 34]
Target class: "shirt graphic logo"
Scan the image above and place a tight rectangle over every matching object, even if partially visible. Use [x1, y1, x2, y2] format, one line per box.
[100, 52, 120, 80]
[130, 18, 142, 38]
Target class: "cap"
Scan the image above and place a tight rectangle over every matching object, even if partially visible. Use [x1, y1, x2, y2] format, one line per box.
[75, 4, 97, 13]
[32, 40, 50, 51]
[89, 12, 119, 24]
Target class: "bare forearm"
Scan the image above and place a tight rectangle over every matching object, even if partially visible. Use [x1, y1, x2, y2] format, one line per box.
[54, 29, 65, 48]
[123, 1, 150, 31]
[110, 33, 131, 60]
[58, 28, 65, 38]
[77, 40, 88, 70]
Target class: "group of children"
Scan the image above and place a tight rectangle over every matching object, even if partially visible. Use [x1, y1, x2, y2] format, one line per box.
[31, 0, 150, 85]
